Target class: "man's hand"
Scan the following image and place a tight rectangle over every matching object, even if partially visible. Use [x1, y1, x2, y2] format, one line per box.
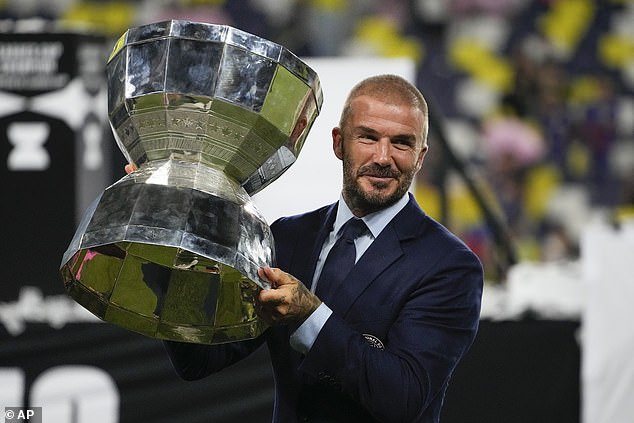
[124, 163, 137, 174]
[256, 267, 321, 327]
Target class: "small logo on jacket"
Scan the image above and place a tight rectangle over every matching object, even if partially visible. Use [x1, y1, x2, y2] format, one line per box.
[363, 333, 384, 349]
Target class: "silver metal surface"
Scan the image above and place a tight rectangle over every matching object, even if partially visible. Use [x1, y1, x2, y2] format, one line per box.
[60, 20, 322, 344]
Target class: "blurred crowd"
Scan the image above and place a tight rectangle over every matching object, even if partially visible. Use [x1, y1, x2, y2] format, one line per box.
[2, 0, 633, 281]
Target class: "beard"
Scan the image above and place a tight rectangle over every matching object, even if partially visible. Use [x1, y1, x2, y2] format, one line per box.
[341, 153, 414, 216]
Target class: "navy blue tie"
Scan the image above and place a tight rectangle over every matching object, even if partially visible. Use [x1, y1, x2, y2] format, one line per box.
[316, 218, 368, 303]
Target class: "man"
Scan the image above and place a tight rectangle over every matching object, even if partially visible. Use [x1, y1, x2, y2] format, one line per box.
[159, 74, 483, 422]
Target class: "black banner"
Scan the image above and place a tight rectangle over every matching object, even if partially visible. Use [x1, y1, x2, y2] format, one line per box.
[0, 321, 273, 423]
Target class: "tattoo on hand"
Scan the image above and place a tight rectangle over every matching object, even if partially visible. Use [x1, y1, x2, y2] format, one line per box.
[256, 273, 321, 326]
[293, 282, 321, 321]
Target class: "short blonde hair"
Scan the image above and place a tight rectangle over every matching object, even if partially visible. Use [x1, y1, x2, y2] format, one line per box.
[339, 74, 429, 143]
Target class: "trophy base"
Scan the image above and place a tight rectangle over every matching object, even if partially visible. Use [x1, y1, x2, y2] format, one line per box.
[61, 242, 266, 344]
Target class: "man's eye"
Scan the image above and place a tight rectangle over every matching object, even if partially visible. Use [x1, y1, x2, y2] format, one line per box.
[358, 134, 377, 141]
[392, 138, 415, 149]
[393, 143, 410, 151]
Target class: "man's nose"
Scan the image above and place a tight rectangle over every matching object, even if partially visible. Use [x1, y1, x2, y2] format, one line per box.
[373, 138, 392, 165]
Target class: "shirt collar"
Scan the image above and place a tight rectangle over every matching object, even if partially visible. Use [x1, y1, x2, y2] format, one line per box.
[334, 193, 410, 239]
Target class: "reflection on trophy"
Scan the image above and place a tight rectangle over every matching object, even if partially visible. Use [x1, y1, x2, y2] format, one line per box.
[60, 20, 322, 344]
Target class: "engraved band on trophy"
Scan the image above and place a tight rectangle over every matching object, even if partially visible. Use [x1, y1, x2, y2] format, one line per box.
[59, 20, 323, 344]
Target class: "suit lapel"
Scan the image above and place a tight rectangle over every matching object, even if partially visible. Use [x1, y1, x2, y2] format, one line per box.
[327, 225, 403, 315]
[294, 203, 338, 290]
[325, 196, 425, 316]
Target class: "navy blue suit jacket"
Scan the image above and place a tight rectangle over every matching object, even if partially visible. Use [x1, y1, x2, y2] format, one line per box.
[165, 194, 483, 423]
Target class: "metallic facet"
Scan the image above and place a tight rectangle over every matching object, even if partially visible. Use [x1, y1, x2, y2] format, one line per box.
[60, 20, 322, 344]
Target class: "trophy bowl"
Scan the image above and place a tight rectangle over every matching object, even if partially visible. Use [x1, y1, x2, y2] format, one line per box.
[60, 20, 322, 344]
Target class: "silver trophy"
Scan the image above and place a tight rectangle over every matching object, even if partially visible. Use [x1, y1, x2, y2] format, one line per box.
[60, 20, 322, 344]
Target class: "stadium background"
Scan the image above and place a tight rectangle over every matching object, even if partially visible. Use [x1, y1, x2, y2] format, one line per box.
[1, 1, 633, 422]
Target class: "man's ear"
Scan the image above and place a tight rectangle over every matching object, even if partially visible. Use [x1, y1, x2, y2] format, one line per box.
[332, 127, 343, 160]
[415, 144, 428, 172]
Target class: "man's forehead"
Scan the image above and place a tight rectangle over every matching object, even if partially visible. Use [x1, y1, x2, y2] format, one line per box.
[349, 97, 423, 124]
[350, 94, 408, 107]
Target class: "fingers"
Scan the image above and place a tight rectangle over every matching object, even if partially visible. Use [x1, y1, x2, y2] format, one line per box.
[257, 285, 287, 305]
[257, 266, 275, 287]
[124, 163, 137, 175]
[258, 266, 296, 288]
[255, 291, 289, 326]
[255, 267, 321, 326]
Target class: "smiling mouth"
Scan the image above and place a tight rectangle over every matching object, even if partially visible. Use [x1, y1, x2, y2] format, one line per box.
[358, 172, 400, 186]
[363, 174, 395, 182]
[357, 165, 400, 180]
[360, 174, 398, 190]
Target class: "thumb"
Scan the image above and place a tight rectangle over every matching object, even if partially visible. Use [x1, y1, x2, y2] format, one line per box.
[258, 266, 293, 288]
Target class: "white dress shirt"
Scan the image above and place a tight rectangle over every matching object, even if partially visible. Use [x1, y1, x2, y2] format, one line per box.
[289, 193, 410, 353]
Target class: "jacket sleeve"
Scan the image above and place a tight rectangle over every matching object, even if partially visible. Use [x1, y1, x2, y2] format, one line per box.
[163, 335, 265, 381]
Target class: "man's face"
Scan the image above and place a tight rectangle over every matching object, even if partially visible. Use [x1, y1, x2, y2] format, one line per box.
[333, 95, 428, 216]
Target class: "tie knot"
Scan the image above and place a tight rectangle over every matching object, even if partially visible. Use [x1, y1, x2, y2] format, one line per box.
[339, 218, 367, 242]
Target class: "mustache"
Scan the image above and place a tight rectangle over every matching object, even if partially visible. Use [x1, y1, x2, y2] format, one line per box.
[357, 164, 400, 179]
